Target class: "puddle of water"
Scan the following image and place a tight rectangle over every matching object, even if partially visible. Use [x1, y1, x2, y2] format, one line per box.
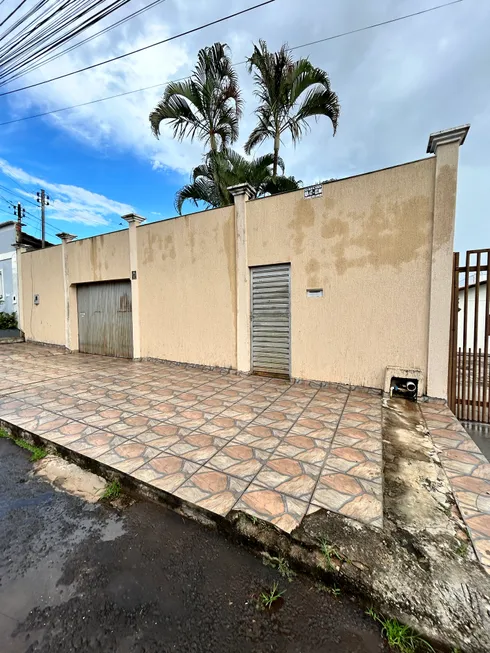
[100, 518, 125, 542]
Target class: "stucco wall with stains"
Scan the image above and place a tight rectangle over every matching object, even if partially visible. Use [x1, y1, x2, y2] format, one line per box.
[19, 151, 457, 394]
[246, 158, 436, 390]
[66, 230, 130, 284]
[21, 245, 65, 346]
[137, 206, 236, 368]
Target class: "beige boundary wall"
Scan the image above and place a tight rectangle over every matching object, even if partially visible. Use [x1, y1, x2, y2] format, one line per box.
[18, 126, 469, 399]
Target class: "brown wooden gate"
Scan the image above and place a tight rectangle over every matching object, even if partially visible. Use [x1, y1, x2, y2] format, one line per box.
[448, 249, 490, 422]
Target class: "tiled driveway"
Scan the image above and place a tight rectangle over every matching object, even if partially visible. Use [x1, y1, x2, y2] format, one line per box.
[0, 344, 383, 532]
[421, 402, 490, 570]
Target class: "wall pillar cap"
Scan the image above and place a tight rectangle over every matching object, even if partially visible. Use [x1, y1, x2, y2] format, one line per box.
[122, 213, 146, 225]
[427, 124, 470, 154]
[227, 183, 256, 200]
[56, 232, 77, 243]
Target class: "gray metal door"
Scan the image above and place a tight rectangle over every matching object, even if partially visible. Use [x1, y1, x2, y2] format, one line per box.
[78, 281, 133, 358]
[251, 264, 291, 378]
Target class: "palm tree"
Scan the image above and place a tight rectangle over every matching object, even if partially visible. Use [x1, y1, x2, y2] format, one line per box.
[245, 40, 340, 177]
[175, 149, 300, 214]
[149, 42, 242, 153]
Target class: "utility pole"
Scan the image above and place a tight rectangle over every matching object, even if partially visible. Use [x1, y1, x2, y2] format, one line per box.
[36, 189, 49, 248]
[15, 202, 25, 245]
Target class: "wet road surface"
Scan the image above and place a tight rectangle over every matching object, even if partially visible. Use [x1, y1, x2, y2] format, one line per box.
[0, 439, 385, 653]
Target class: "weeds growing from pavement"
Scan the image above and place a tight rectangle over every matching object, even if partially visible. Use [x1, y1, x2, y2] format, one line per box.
[262, 553, 296, 581]
[366, 608, 435, 652]
[258, 582, 285, 609]
[102, 480, 122, 500]
[0, 428, 47, 461]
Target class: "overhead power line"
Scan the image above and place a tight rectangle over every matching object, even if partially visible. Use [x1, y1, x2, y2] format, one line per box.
[0, 0, 275, 97]
[0, 0, 140, 88]
[0, 0, 462, 127]
[289, 0, 463, 51]
[0, 182, 38, 206]
[6, 0, 167, 85]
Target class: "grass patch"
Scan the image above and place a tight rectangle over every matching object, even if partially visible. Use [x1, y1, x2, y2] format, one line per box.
[315, 582, 341, 597]
[455, 541, 468, 558]
[102, 479, 122, 501]
[319, 538, 347, 570]
[262, 553, 296, 581]
[366, 608, 435, 652]
[258, 582, 285, 610]
[0, 428, 47, 461]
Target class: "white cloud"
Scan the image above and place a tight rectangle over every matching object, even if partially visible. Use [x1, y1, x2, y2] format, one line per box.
[0, 158, 133, 226]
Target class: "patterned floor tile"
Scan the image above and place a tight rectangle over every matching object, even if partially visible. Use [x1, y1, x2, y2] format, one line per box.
[104, 414, 162, 438]
[301, 407, 343, 424]
[166, 433, 228, 463]
[70, 406, 128, 429]
[165, 408, 212, 429]
[132, 454, 200, 493]
[289, 418, 336, 439]
[273, 434, 331, 466]
[0, 344, 390, 537]
[131, 424, 192, 448]
[219, 404, 263, 427]
[265, 398, 304, 419]
[67, 431, 127, 457]
[421, 403, 490, 572]
[198, 416, 242, 439]
[254, 456, 320, 501]
[234, 425, 282, 452]
[95, 442, 160, 473]
[312, 470, 383, 527]
[174, 468, 248, 516]
[207, 443, 270, 481]
[192, 398, 229, 414]
[323, 447, 382, 480]
[252, 410, 295, 432]
[43, 421, 105, 446]
[234, 484, 308, 532]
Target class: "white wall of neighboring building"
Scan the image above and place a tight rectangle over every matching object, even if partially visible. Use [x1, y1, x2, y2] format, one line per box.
[457, 283, 488, 351]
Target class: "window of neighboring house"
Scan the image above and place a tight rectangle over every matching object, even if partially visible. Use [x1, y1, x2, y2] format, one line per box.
[0, 269, 4, 303]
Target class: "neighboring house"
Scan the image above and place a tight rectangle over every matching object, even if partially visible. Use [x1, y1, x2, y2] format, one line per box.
[457, 279, 488, 351]
[0, 221, 52, 317]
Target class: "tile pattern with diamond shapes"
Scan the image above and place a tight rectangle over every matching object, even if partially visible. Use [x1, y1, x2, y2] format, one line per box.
[0, 343, 386, 534]
[420, 402, 490, 572]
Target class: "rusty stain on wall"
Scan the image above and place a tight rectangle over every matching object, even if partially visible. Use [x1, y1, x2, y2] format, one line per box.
[288, 197, 316, 254]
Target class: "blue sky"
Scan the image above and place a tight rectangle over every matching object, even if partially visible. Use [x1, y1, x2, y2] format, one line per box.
[0, 0, 488, 251]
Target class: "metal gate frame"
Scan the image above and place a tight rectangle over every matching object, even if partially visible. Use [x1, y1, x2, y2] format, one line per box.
[250, 263, 291, 379]
[448, 249, 490, 422]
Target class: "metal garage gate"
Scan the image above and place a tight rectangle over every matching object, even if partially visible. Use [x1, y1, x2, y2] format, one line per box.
[77, 281, 133, 358]
[251, 264, 291, 378]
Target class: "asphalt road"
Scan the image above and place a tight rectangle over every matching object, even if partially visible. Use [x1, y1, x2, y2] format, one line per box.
[0, 438, 385, 653]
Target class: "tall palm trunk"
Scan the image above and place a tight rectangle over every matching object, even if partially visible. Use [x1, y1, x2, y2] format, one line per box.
[272, 128, 280, 177]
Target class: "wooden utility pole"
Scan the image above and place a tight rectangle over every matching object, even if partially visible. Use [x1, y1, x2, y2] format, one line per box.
[36, 189, 49, 248]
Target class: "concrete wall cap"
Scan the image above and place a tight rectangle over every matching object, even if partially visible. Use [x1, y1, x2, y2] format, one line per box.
[56, 232, 77, 242]
[122, 213, 146, 224]
[427, 124, 470, 154]
[227, 183, 256, 199]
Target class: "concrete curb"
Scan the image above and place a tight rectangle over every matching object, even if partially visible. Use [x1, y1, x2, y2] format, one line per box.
[1, 416, 489, 653]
